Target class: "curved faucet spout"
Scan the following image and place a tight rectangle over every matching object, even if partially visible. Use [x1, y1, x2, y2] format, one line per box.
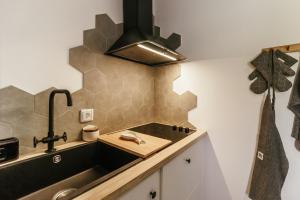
[33, 89, 73, 153]
[49, 89, 73, 135]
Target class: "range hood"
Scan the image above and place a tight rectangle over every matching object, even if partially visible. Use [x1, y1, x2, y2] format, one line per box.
[106, 0, 186, 66]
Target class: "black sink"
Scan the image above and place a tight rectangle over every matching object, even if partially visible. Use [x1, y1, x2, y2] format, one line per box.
[0, 141, 142, 200]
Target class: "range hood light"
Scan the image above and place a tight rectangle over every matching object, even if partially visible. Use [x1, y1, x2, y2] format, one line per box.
[137, 44, 177, 61]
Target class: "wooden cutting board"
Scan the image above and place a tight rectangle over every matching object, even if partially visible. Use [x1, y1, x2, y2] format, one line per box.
[99, 130, 172, 158]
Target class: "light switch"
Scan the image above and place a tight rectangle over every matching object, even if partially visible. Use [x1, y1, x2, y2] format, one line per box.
[80, 109, 94, 123]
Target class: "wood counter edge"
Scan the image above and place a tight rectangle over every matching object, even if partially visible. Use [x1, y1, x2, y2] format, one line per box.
[74, 129, 208, 200]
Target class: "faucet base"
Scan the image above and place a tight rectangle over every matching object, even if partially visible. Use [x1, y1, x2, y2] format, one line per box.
[45, 148, 57, 153]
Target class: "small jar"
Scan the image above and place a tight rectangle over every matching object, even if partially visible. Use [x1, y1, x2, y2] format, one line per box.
[82, 125, 99, 142]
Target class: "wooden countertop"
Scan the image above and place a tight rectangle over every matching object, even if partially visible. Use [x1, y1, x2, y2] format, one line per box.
[74, 129, 207, 200]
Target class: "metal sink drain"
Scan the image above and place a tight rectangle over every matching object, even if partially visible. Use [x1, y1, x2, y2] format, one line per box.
[52, 188, 77, 200]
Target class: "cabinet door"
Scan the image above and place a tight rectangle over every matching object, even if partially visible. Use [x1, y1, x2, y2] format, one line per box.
[161, 139, 204, 200]
[117, 171, 160, 200]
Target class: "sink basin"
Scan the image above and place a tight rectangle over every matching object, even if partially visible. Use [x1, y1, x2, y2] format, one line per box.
[0, 141, 142, 200]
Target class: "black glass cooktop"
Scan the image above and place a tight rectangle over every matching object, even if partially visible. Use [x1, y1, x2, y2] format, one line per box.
[129, 123, 196, 143]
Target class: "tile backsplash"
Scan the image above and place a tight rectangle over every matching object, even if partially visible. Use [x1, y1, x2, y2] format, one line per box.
[0, 14, 197, 155]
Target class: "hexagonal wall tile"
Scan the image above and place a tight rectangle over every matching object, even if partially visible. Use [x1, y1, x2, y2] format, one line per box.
[158, 64, 181, 82]
[106, 38, 117, 52]
[83, 69, 107, 94]
[93, 90, 114, 113]
[34, 87, 70, 118]
[83, 29, 107, 53]
[0, 86, 34, 124]
[93, 89, 131, 116]
[180, 91, 197, 111]
[105, 107, 126, 131]
[10, 112, 48, 152]
[106, 23, 124, 50]
[72, 89, 95, 111]
[115, 23, 123, 39]
[15, 113, 48, 135]
[95, 14, 117, 38]
[55, 110, 82, 142]
[0, 121, 13, 139]
[170, 107, 188, 124]
[153, 64, 197, 125]
[19, 146, 41, 156]
[69, 46, 97, 73]
[92, 108, 108, 132]
[96, 53, 131, 75]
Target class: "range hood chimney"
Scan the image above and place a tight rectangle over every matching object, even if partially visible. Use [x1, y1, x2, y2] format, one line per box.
[105, 0, 186, 66]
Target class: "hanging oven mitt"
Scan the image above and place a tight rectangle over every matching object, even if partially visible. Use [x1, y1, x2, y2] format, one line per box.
[272, 50, 297, 91]
[249, 51, 271, 94]
[249, 50, 297, 93]
[248, 70, 268, 94]
[272, 56, 293, 92]
[249, 93, 289, 200]
[275, 50, 298, 69]
[288, 60, 300, 140]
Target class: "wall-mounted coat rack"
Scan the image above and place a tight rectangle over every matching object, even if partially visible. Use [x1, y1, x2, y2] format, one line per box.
[249, 43, 297, 200]
[249, 43, 299, 94]
[263, 43, 300, 53]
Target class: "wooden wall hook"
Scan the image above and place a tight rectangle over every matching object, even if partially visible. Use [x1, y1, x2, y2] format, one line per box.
[263, 43, 300, 53]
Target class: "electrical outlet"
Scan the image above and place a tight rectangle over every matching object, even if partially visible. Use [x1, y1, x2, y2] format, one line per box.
[80, 109, 94, 123]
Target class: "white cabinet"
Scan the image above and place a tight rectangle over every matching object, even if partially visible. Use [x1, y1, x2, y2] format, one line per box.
[161, 140, 204, 200]
[118, 139, 203, 200]
[117, 171, 160, 200]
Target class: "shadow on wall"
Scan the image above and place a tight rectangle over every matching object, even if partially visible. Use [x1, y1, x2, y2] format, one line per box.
[201, 135, 232, 200]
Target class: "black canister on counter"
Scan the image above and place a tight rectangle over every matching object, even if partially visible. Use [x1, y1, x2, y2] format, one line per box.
[0, 137, 19, 163]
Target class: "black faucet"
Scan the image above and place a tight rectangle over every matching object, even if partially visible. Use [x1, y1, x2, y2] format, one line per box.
[33, 89, 73, 153]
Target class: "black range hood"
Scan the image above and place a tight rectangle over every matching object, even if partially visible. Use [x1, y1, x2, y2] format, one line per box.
[106, 0, 186, 66]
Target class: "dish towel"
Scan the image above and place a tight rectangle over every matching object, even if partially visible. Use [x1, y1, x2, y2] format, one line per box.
[249, 93, 289, 200]
[288, 59, 300, 140]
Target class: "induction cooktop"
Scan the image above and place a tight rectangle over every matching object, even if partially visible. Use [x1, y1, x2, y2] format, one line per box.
[129, 123, 196, 143]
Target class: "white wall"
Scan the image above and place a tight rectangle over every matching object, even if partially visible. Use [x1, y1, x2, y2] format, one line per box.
[155, 0, 300, 60]
[155, 0, 300, 199]
[0, 0, 122, 94]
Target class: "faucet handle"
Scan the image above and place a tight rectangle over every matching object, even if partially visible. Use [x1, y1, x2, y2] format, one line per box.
[33, 136, 40, 148]
[61, 132, 67, 142]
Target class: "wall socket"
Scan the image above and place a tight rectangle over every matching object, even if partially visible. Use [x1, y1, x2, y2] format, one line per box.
[80, 109, 94, 123]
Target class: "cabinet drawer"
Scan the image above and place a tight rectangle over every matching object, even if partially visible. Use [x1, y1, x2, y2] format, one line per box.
[161, 139, 203, 200]
[117, 171, 160, 200]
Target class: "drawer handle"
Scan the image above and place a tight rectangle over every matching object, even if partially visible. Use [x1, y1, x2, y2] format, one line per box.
[149, 190, 157, 199]
[185, 158, 191, 164]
